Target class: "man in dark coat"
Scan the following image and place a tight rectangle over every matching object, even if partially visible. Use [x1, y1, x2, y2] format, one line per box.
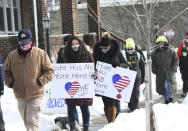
[0, 54, 5, 131]
[93, 35, 129, 123]
[151, 36, 178, 104]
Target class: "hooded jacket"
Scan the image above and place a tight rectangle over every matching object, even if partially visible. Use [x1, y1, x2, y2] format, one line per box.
[151, 46, 178, 95]
[93, 38, 129, 68]
[4, 47, 54, 99]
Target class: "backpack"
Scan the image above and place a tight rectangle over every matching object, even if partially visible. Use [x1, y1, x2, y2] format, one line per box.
[121, 50, 141, 62]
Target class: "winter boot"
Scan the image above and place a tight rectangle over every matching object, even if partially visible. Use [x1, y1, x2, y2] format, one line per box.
[105, 106, 117, 123]
[83, 126, 89, 131]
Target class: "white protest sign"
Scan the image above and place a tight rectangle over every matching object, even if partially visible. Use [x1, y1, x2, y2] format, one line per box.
[95, 61, 137, 103]
[42, 63, 95, 114]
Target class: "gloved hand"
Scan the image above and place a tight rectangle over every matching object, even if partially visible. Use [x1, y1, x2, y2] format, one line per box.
[141, 78, 144, 84]
[112, 59, 119, 68]
[37, 79, 42, 87]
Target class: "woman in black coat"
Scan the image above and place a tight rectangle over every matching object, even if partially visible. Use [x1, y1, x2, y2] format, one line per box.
[93, 36, 129, 123]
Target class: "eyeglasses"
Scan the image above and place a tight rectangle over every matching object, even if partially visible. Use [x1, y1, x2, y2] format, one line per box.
[127, 49, 134, 50]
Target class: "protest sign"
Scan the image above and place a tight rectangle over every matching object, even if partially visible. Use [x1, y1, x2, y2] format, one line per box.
[95, 61, 137, 102]
[42, 63, 95, 114]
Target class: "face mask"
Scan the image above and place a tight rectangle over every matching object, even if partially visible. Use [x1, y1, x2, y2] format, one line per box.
[72, 45, 80, 52]
[182, 52, 187, 57]
[19, 43, 32, 51]
[127, 49, 134, 54]
[101, 48, 110, 54]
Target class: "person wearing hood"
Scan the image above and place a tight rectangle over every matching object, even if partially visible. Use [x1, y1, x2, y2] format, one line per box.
[4, 29, 54, 131]
[124, 38, 145, 112]
[93, 35, 129, 123]
[62, 36, 93, 131]
[151, 36, 178, 104]
[179, 47, 188, 97]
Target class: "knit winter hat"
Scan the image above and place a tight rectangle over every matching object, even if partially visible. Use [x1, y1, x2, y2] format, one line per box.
[156, 36, 168, 43]
[100, 37, 111, 46]
[125, 38, 135, 49]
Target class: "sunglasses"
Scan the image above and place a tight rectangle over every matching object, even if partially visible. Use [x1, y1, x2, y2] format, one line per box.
[127, 49, 134, 50]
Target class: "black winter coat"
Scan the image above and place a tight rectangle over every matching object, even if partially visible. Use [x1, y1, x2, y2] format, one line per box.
[179, 47, 188, 80]
[93, 39, 129, 68]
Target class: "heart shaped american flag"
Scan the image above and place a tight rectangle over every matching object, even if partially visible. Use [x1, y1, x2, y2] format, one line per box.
[65, 82, 80, 97]
[112, 74, 130, 93]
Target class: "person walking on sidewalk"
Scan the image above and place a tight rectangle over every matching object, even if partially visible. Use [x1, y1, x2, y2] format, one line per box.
[151, 36, 178, 104]
[93, 35, 129, 123]
[123, 38, 145, 112]
[4, 29, 54, 131]
[179, 47, 188, 97]
[62, 36, 93, 131]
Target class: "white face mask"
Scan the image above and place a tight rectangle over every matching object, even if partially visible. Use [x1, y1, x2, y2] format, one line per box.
[72, 45, 80, 52]
[182, 52, 187, 57]
[101, 48, 110, 54]
[127, 49, 135, 54]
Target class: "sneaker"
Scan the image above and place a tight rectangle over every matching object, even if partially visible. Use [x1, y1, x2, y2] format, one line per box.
[181, 93, 186, 97]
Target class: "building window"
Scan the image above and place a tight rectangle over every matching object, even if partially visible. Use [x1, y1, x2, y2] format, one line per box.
[0, 0, 21, 35]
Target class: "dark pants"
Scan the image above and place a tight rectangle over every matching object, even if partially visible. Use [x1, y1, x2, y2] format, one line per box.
[102, 96, 119, 110]
[183, 79, 188, 93]
[67, 104, 90, 127]
[115, 100, 120, 118]
[128, 77, 141, 111]
[0, 99, 4, 131]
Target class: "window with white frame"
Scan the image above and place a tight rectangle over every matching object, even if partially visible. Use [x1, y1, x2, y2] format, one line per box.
[0, 0, 21, 35]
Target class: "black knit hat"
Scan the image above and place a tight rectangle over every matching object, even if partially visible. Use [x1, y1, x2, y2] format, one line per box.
[63, 34, 72, 44]
[100, 37, 111, 46]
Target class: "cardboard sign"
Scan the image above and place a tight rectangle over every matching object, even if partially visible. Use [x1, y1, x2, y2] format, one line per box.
[42, 63, 95, 114]
[95, 61, 137, 102]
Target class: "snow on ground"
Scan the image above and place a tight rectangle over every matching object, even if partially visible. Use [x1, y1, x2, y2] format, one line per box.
[1, 50, 186, 131]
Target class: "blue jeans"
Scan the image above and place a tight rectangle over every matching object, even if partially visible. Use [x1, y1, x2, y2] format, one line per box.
[67, 105, 90, 127]
[164, 80, 173, 100]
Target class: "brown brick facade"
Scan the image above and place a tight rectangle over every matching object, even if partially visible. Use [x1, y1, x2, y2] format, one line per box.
[60, 0, 78, 35]
[87, 0, 101, 40]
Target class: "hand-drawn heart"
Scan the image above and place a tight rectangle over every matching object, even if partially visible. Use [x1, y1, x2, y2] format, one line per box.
[65, 82, 80, 97]
[112, 74, 130, 93]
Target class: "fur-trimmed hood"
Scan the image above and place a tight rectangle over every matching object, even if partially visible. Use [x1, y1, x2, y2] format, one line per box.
[93, 38, 121, 62]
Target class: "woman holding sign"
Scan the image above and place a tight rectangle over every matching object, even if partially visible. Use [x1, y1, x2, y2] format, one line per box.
[93, 33, 129, 123]
[62, 36, 93, 131]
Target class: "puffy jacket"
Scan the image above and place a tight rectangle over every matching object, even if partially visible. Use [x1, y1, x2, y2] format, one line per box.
[4, 47, 54, 99]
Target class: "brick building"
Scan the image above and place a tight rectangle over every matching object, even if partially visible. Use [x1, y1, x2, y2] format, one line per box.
[0, 0, 99, 61]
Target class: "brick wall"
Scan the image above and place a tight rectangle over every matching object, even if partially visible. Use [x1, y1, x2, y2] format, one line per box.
[87, 0, 101, 41]
[20, 0, 47, 50]
[60, 0, 78, 35]
[0, 37, 17, 61]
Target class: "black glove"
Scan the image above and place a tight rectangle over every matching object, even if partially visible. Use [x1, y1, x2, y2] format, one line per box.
[141, 78, 144, 84]
[112, 59, 119, 68]
[37, 79, 42, 87]
[9, 81, 14, 88]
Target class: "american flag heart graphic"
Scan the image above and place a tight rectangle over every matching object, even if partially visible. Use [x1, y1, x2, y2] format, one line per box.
[112, 74, 130, 93]
[65, 82, 80, 97]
